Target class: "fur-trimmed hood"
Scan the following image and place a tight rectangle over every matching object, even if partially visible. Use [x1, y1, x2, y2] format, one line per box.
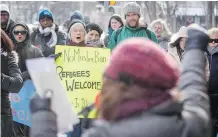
[1, 50, 19, 64]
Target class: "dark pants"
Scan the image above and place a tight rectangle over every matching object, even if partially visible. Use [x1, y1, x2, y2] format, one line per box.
[1, 115, 13, 137]
[12, 121, 30, 137]
[210, 94, 218, 137]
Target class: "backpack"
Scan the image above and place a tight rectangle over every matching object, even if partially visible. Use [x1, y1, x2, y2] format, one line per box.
[114, 27, 152, 43]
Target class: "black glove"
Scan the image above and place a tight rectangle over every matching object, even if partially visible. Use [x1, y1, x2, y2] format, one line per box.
[48, 52, 62, 60]
[30, 90, 53, 114]
[22, 71, 30, 81]
[185, 25, 210, 52]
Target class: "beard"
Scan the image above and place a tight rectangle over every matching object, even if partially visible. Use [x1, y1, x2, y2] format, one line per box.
[1, 20, 8, 28]
[127, 19, 139, 28]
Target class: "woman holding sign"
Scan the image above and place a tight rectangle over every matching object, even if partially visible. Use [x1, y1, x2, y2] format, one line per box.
[1, 29, 23, 137]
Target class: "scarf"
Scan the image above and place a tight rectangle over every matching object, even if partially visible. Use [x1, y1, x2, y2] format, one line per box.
[108, 27, 114, 39]
[113, 89, 172, 120]
[67, 39, 85, 47]
[86, 40, 104, 48]
[39, 23, 57, 48]
[208, 45, 218, 55]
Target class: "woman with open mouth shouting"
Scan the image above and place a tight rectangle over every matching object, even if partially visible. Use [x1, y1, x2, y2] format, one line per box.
[67, 21, 86, 47]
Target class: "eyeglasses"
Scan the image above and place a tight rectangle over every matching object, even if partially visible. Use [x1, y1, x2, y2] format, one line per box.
[209, 39, 218, 43]
[13, 30, 27, 35]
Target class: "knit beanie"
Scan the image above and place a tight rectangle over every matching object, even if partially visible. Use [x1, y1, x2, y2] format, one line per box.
[67, 20, 85, 33]
[39, 9, 54, 22]
[70, 10, 85, 23]
[86, 23, 103, 36]
[123, 2, 141, 17]
[104, 38, 180, 90]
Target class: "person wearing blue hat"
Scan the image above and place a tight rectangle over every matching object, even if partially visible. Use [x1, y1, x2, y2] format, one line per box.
[30, 9, 66, 57]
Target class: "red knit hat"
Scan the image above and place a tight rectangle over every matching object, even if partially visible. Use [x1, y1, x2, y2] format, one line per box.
[104, 38, 180, 90]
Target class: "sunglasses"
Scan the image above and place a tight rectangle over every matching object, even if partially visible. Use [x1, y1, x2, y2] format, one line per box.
[13, 30, 27, 35]
[209, 39, 218, 43]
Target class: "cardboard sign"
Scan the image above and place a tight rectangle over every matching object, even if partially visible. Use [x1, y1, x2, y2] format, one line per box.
[10, 80, 35, 126]
[55, 46, 110, 118]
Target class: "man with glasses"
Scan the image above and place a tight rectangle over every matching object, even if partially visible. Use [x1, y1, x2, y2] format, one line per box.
[0, 4, 15, 37]
[109, 2, 158, 50]
[207, 28, 218, 137]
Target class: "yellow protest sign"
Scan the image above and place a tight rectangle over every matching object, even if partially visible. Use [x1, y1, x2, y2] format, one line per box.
[55, 45, 110, 118]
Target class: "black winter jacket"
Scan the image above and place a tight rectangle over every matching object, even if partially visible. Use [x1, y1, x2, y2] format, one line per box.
[1, 51, 23, 115]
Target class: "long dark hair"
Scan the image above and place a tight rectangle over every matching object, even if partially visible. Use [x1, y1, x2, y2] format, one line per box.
[173, 37, 184, 61]
[1, 29, 14, 53]
[108, 15, 124, 29]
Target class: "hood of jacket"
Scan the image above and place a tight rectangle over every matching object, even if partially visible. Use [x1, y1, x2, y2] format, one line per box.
[11, 22, 31, 49]
[0, 4, 11, 31]
[1, 49, 19, 64]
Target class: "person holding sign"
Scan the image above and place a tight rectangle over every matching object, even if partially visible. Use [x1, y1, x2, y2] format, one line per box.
[1, 29, 23, 137]
[30, 25, 210, 137]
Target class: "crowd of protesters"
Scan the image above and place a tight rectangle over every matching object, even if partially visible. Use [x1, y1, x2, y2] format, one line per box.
[1, 2, 218, 137]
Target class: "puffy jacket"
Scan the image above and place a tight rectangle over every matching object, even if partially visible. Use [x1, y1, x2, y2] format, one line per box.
[1, 51, 23, 115]
[30, 24, 66, 57]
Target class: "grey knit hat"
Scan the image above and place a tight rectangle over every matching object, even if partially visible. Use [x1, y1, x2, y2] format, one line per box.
[123, 2, 141, 17]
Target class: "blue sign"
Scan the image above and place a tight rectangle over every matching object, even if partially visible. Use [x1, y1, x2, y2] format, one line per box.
[9, 80, 36, 127]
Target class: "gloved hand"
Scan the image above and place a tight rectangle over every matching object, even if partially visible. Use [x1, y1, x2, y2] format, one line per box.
[48, 52, 62, 60]
[185, 24, 210, 52]
[30, 90, 53, 114]
[22, 71, 30, 81]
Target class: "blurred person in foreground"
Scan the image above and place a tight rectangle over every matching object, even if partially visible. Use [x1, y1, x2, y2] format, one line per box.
[150, 19, 172, 52]
[10, 22, 44, 137]
[31, 9, 66, 57]
[206, 28, 218, 137]
[109, 2, 157, 50]
[1, 29, 23, 137]
[29, 25, 211, 137]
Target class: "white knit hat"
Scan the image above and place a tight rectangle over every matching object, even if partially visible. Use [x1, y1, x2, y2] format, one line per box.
[123, 2, 141, 17]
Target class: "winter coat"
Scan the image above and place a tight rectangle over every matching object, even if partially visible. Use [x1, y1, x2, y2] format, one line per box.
[207, 46, 218, 94]
[2, 19, 15, 38]
[206, 46, 218, 120]
[1, 51, 23, 115]
[30, 24, 66, 57]
[158, 37, 170, 52]
[109, 24, 158, 50]
[30, 49, 210, 137]
[11, 23, 44, 81]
